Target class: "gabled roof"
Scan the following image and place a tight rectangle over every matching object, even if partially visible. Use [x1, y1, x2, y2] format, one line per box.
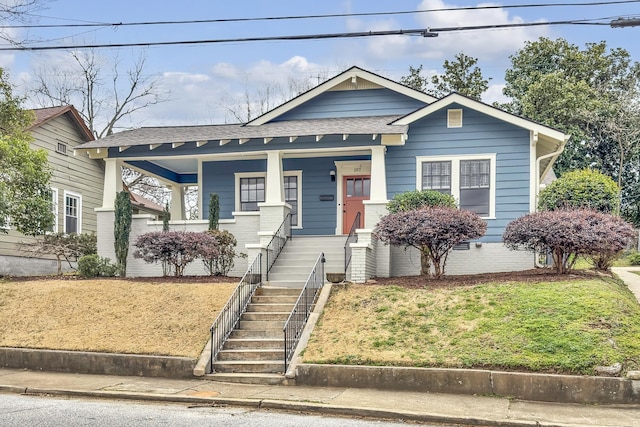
[29, 105, 95, 142]
[392, 93, 570, 143]
[245, 66, 438, 126]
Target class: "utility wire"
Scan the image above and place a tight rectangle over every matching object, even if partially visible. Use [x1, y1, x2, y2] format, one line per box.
[5, 0, 640, 29]
[0, 18, 623, 51]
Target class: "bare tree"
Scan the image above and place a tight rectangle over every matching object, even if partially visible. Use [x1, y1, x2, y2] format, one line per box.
[30, 49, 167, 138]
[0, 0, 49, 44]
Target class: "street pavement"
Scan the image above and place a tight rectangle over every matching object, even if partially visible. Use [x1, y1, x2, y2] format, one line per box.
[1, 267, 640, 427]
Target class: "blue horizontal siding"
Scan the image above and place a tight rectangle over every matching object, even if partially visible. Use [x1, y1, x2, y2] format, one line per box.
[272, 89, 427, 121]
[386, 104, 531, 241]
[201, 155, 369, 235]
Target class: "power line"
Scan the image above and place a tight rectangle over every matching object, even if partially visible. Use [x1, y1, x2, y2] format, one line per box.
[6, 0, 640, 30]
[0, 18, 623, 52]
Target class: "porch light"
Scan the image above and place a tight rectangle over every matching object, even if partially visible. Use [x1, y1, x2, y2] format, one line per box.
[330, 170, 336, 182]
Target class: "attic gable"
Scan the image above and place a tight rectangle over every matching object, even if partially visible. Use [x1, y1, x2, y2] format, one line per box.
[246, 66, 437, 126]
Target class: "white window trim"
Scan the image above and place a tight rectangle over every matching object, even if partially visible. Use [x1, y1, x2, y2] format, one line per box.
[0, 216, 9, 230]
[63, 190, 82, 234]
[234, 171, 303, 228]
[416, 154, 496, 219]
[50, 188, 59, 234]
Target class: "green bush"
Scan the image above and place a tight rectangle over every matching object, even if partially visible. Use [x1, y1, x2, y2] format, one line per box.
[78, 254, 118, 278]
[627, 252, 640, 266]
[387, 190, 456, 213]
[538, 169, 619, 213]
[202, 229, 241, 276]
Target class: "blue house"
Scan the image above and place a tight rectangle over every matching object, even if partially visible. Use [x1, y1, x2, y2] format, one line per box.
[77, 66, 569, 282]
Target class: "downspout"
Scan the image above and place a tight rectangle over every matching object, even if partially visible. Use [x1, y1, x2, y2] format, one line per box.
[533, 137, 569, 267]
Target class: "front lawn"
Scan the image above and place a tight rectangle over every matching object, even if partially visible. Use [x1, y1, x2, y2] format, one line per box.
[0, 279, 235, 358]
[303, 275, 640, 375]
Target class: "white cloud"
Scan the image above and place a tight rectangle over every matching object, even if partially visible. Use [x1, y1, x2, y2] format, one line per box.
[482, 83, 508, 105]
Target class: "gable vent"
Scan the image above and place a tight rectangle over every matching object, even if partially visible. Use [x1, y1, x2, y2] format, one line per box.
[447, 109, 463, 128]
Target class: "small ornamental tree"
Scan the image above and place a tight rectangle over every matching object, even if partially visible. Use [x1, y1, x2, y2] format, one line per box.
[133, 231, 217, 277]
[202, 229, 239, 276]
[20, 232, 97, 275]
[387, 189, 456, 214]
[503, 209, 635, 273]
[162, 202, 170, 232]
[374, 207, 487, 279]
[208, 193, 220, 230]
[538, 169, 619, 213]
[114, 191, 132, 276]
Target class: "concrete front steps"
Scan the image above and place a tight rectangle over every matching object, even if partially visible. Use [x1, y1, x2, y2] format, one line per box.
[206, 286, 300, 385]
[267, 235, 346, 287]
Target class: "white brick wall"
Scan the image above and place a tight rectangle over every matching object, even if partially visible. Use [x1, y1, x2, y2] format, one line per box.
[97, 211, 260, 278]
[390, 243, 535, 276]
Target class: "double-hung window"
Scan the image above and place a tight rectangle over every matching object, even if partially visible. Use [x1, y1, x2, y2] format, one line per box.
[64, 191, 82, 234]
[239, 177, 265, 212]
[236, 171, 302, 227]
[417, 154, 496, 218]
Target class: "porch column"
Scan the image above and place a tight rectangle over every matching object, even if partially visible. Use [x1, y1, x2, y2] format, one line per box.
[102, 158, 123, 209]
[169, 185, 185, 220]
[265, 150, 284, 204]
[369, 146, 387, 202]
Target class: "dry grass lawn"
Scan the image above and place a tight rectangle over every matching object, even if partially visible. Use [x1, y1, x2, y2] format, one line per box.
[0, 279, 235, 358]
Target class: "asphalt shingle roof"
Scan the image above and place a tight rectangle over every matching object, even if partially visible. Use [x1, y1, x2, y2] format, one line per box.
[77, 115, 408, 149]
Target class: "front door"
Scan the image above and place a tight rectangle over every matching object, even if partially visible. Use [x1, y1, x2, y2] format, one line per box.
[342, 175, 370, 234]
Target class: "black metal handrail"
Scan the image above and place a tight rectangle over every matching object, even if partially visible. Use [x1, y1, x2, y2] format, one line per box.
[344, 211, 361, 273]
[283, 252, 325, 372]
[209, 253, 262, 373]
[266, 212, 292, 280]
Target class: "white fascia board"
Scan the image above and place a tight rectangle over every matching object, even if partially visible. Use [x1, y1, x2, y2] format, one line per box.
[393, 94, 569, 143]
[246, 67, 437, 126]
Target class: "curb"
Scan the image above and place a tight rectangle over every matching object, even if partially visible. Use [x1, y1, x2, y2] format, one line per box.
[0, 384, 555, 427]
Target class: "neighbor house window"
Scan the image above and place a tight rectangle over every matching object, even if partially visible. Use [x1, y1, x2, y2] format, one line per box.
[417, 154, 496, 218]
[64, 191, 82, 234]
[235, 171, 303, 227]
[239, 177, 265, 212]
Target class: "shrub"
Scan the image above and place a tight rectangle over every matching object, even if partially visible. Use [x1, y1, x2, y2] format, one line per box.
[626, 251, 640, 266]
[208, 193, 220, 230]
[538, 169, 619, 213]
[374, 207, 487, 279]
[202, 229, 238, 276]
[503, 209, 635, 273]
[19, 232, 97, 275]
[114, 191, 132, 276]
[387, 189, 456, 214]
[78, 254, 118, 278]
[133, 231, 217, 277]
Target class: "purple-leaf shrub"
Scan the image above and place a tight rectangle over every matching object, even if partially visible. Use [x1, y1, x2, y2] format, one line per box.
[503, 209, 635, 273]
[133, 231, 218, 277]
[374, 207, 487, 279]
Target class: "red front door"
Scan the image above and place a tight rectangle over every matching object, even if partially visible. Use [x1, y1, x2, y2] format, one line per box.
[343, 175, 370, 234]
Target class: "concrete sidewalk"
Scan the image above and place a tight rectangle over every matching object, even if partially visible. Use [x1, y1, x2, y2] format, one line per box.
[1, 367, 639, 427]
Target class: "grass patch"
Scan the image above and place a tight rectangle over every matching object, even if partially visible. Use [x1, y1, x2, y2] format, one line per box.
[303, 278, 640, 374]
[0, 279, 235, 358]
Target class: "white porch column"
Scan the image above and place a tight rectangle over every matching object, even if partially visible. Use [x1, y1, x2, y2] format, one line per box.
[370, 146, 387, 202]
[265, 150, 284, 204]
[169, 185, 185, 220]
[102, 158, 123, 209]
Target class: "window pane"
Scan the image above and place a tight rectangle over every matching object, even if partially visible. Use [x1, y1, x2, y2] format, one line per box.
[346, 179, 354, 197]
[239, 177, 265, 211]
[284, 176, 298, 226]
[422, 161, 451, 194]
[65, 195, 79, 233]
[460, 160, 490, 216]
[363, 178, 370, 197]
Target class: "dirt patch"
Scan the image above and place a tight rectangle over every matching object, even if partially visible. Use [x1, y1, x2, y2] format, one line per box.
[366, 268, 608, 289]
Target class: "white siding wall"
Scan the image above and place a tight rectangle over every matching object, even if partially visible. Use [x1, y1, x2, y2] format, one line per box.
[390, 243, 535, 276]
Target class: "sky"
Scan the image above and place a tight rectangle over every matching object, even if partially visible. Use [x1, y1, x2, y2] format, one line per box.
[1, 0, 640, 132]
